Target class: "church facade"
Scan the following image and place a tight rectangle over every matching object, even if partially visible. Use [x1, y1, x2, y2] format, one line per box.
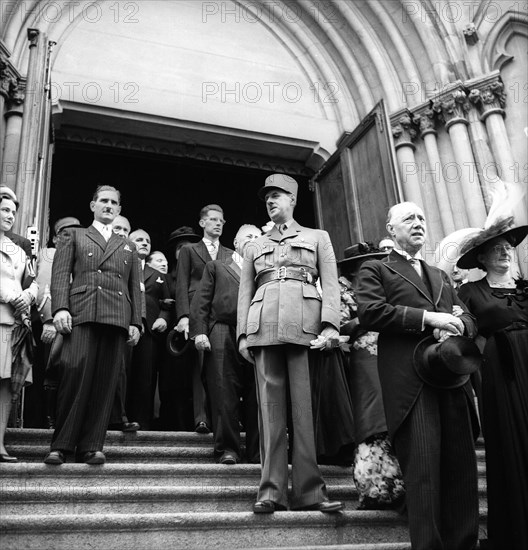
[1, 0, 526, 270]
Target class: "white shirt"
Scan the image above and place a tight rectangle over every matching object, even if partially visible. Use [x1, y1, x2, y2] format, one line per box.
[203, 238, 219, 260]
[93, 220, 112, 241]
[232, 251, 243, 270]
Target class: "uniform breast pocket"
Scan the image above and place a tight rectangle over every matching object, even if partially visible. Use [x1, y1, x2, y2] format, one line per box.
[253, 245, 275, 271]
[289, 241, 316, 267]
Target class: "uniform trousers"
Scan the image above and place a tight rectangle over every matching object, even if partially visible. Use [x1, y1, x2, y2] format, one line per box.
[393, 384, 479, 550]
[51, 323, 126, 454]
[253, 345, 328, 509]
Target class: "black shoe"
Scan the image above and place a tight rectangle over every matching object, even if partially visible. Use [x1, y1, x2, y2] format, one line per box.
[44, 451, 64, 465]
[78, 451, 106, 465]
[296, 500, 344, 513]
[253, 500, 287, 513]
[122, 422, 140, 432]
[0, 454, 18, 463]
[195, 422, 210, 434]
[218, 452, 239, 465]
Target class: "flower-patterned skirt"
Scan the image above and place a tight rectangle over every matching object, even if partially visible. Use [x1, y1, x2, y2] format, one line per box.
[352, 432, 405, 510]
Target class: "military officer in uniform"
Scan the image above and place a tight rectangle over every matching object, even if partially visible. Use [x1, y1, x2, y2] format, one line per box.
[237, 174, 344, 513]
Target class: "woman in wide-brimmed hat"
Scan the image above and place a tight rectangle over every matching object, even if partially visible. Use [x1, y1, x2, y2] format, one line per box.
[457, 217, 528, 550]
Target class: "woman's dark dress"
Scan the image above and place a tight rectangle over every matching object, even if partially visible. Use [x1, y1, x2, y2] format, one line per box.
[458, 278, 528, 550]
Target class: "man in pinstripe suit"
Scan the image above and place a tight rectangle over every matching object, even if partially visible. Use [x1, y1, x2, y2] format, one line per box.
[44, 186, 142, 465]
[356, 202, 480, 550]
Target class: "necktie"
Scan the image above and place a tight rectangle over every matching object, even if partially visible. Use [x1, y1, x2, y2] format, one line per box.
[409, 258, 422, 278]
[101, 224, 111, 241]
[278, 224, 287, 235]
[209, 242, 217, 260]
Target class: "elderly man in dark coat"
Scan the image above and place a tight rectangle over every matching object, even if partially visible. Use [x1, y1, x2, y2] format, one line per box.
[356, 201, 480, 550]
[237, 173, 344, 514]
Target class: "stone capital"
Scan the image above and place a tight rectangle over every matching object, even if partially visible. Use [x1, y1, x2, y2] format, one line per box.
[0, 51, 23, 104]
[390, 110, 417, 150]
[467, 75, 506, 121]
[432, 86, 471, 130]
[413, 107, 437, 138]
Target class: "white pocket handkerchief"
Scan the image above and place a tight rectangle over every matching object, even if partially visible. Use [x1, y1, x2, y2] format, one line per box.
[124, 245, 132, 252]
[156, 277, 163, 284]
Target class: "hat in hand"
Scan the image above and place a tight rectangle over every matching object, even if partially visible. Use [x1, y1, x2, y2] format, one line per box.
[413, 335, 482, 389]
[166, 328, 192, 357]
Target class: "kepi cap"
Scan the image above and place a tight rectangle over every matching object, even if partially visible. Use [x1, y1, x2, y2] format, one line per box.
[258, 174, 298, 201]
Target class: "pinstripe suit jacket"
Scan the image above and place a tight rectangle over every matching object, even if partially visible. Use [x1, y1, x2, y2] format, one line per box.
[51, 225, 142, 332]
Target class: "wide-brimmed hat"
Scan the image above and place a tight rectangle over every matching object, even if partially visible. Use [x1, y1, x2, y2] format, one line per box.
[413, 335, 481, 389]
[338, 242, 388, 267]
[166, 328, 192, 357]
[457, 217, 528, 269]
[168, 226, 201, 246]
[257, 174, 298, 201]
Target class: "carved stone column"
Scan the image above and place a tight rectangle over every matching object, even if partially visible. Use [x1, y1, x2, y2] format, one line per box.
[0, 44, 23, 189]
[469, 75, 519, 185]
[391, 111, 422, 206]
[414, 107, 456, 235]
[432, 85, 487, 228]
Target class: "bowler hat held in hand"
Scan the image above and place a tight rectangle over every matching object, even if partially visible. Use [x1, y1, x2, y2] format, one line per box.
[413, 335, 482, 389]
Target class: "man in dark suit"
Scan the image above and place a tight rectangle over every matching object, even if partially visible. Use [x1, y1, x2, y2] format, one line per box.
[175, 205, 233, 433]
[190, 224, 261, 465]
[126, 229, 171, 430]
[44, 185, 142, 465]
[237, 174, 344, 514]
[356, 201, 479, 550]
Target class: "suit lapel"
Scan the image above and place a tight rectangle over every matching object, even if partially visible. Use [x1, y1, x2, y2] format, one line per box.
[193, 240, 211, 264]
[422, 262, 444, 306]
[385, 252, 434, 304]
[87, 225, 106, 251]
[225, 259, 240, 282]
[100, 233, 123, 265]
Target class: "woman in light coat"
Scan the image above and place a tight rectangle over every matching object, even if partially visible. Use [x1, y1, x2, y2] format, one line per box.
[0, 192, 38, 462]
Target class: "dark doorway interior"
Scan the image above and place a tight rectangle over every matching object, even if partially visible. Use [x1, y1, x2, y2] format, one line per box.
[49, 142, 315, 255]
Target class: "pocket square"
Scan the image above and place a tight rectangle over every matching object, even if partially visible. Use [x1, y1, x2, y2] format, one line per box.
[124, 245, 132, 252]
[140, 282, 145, 292]
[156, 277, 163, 284]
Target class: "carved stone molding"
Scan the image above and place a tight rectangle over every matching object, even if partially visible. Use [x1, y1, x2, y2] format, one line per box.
[390, 110, 417, 150]
[468, 75, 506, 122]
[431, 86, 471, 130]
[54, 128, 311, 176]
[413, 107, 437, 138]
[0, 57, 23, 105]
[463, 23, 479, 45]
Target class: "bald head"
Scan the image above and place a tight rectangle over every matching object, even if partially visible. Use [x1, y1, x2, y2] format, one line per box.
[130, 229, 151, 258]
[112, 215, 131, 238]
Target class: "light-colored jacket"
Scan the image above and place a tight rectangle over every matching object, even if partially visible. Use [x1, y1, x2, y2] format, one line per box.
[0, 236, 38, 325]
[237, 220, 340, 347]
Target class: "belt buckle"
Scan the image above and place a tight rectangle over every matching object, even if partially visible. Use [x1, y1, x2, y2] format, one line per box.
[277, 266, 287, 280]
[299, 267, 312, 284]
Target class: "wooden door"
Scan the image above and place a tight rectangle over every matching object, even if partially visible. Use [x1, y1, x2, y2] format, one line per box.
[312, 100, 402, 260]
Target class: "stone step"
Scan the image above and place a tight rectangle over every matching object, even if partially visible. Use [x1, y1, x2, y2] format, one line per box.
[0, 462, 352, 487]
[0, 478, 488, 516]
[5, 428, 215, 448]
[0, 509, 488, 550]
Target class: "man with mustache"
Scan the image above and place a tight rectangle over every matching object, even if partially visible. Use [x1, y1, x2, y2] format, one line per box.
[355, 201, 480, 550]
[237, 174, 344, 513]
[44, 185, 142, 465]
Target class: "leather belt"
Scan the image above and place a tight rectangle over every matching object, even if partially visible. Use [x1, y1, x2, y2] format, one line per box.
[256, 266, 317, 288]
